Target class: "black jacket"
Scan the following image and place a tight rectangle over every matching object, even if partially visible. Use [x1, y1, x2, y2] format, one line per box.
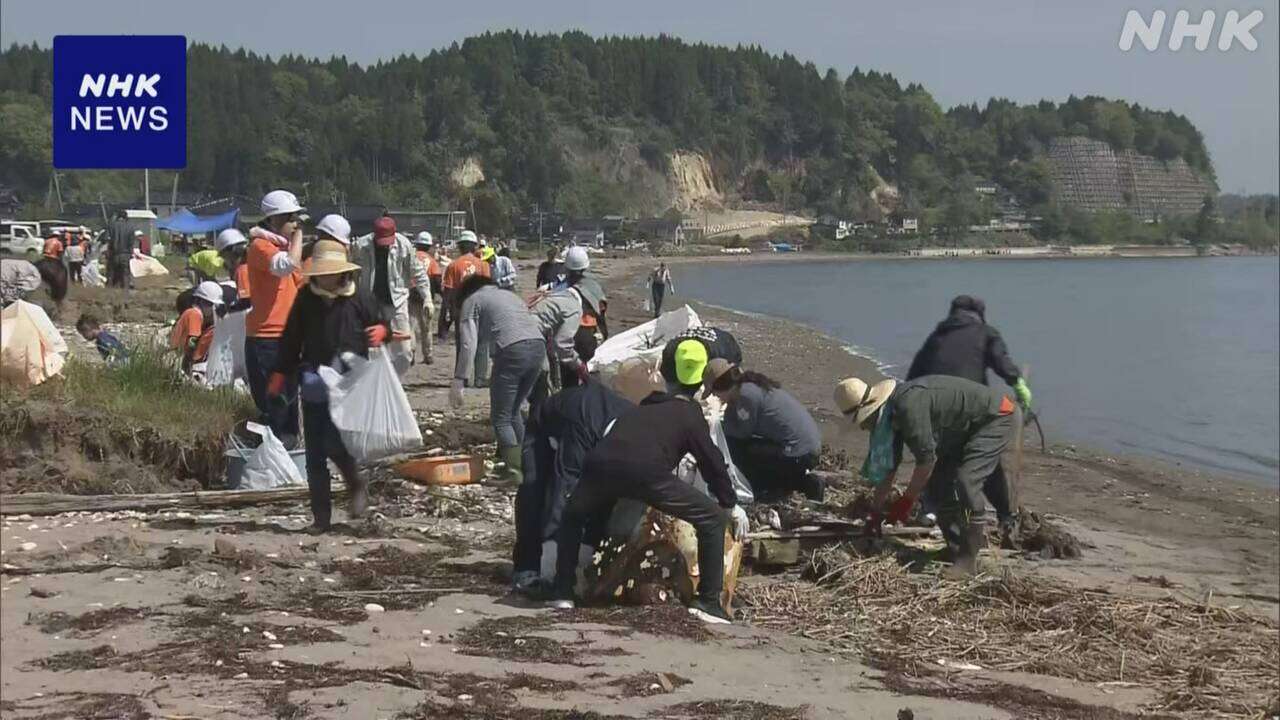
[906, 309, 1020, 387]
[658, 327, 743, 385]
[524, 379, 635, 537]
[585, 391, 736, 508]
[275, 286, 388, 376]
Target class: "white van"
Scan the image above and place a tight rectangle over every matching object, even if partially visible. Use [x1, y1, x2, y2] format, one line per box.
[0, 221, 43, 259]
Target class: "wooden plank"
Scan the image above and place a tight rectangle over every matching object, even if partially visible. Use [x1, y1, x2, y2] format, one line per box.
[0, 484, 346, 517]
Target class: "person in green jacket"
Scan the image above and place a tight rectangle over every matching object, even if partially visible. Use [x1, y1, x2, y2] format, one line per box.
[834, 374, 1019, 577]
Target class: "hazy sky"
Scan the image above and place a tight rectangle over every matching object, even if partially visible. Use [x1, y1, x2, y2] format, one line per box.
[3, 0, 1277, 192]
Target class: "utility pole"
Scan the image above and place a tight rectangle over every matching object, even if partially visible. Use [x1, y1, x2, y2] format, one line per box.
[51, 173, 65, 214]
[144, 169, 151, 212]
[170, 173, 180, 213]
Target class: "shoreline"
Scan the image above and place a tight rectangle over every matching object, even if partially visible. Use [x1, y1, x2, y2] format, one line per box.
[644, 251, 1279, 486]
[597, 253, 1280, 616]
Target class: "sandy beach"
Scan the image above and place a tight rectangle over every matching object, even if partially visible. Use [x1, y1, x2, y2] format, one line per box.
[0, 251, 1276, 719]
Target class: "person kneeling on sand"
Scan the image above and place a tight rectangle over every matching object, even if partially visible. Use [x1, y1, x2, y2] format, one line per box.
[267, 240, 387, 533]
[513, 369, 635, 594]
[702, 359, 824, 502]
[538, 339, 750, 624]
[834, 374, 1018, 578]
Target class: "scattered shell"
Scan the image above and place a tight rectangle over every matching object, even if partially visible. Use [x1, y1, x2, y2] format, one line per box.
[458, 694, 473, 702]
[233, 672, 249, 679]
[262, 631, 277, 641]
[268, 643, 285, 650]
[18, 542, 37, 552]
[364, 603, 385, 613]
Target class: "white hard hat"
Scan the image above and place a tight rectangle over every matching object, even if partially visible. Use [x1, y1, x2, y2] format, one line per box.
[214, 228, 247, 252]
[315, 214, 351, 245]
[260, 189, 303, 218]
[457, 230, 478, 246]
[565, 246, 590, 271]
[193, 280, 225, 306]
[133, 230, 144, 236]
[415, 231, 434, 247]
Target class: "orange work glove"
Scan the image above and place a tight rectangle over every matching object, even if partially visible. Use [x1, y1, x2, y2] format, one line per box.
[266, 372, 287, 398]
[365, 325, 389, 348]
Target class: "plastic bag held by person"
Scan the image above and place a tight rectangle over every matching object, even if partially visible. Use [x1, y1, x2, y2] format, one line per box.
[205, 310, 247, 388]
[129, 254, 169, 278]
[240, 423, 304, 490]
[320, 348, 423, 462]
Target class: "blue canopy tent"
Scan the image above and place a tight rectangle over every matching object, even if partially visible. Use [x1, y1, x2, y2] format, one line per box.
[156, 208, 240, 235]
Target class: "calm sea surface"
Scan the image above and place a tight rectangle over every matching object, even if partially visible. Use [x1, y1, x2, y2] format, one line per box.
[673, 256, 1280, 484]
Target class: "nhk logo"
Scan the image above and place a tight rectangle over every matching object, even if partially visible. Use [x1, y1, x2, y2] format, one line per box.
[53, 35, 186, 169]
[1119, 9, 1264, 51]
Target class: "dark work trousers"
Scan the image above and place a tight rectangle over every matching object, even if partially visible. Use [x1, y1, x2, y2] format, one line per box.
[651, 283, 665, 318]
[516, 429, 613, 575]
[436, 289, 454, 340]
[514, 432, 554, 575]
[554, 459, 727, 603]
[244, 337, 300, 442]
[726, 437, 818, 500]
[302, 399, 356, 527]
[924, 409, 1016, 546]
[69, 261, 83, 284]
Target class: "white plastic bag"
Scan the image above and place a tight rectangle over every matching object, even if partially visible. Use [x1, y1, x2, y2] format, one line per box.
[239, 422, 304, 490]
[205, 310, 247, 387]
[81, 260, 105, 287]
[319, 348, 423, 462]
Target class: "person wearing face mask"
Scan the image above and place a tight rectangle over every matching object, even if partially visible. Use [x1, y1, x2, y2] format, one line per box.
[244, 190, 306, 446]
[268, 237, 388, 532]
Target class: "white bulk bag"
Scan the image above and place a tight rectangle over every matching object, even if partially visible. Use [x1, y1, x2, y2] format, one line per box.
[81, 260, 105, 287]
[129, 254, 169, 278]
[319, 348, 423, 462]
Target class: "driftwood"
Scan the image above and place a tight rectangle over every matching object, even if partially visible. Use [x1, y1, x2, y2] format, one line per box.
[0, 484, 345, 517]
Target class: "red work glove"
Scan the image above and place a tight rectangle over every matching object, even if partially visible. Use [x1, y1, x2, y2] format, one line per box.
[885, 494, 917, 525]
[365, 325, 389, 348]
[266, 372, 287, 399]
[864, 510, 885, 537]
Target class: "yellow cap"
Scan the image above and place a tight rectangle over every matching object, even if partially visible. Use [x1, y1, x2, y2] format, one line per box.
[674, 339, 709, 386]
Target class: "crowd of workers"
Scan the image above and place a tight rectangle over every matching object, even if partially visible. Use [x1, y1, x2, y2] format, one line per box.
[11, 189, 1036, 627]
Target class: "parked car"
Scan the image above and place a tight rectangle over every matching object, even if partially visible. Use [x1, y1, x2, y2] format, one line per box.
[0, 220, 43, 258]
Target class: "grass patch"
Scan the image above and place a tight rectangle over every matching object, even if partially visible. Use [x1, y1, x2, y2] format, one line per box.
[1, 340, 255, 493]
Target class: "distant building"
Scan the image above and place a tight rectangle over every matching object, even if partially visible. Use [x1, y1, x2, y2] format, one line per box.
[634, 217, 685, 246]
[901, 217, 919, 232]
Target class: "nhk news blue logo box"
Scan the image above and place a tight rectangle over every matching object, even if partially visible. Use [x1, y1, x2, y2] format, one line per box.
[53, 35, 187, 169]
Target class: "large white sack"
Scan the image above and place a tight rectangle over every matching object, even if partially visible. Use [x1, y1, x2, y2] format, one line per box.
[319, 348, 422, 462]
[238, 423, 304, 490]
[205, 310, 247, 388]
[0, 301, 67, 387]
[129, 254, 169, 278]
[588, 304, 701, 372]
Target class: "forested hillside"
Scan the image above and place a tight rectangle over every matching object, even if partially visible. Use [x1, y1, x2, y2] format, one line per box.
[1, 31, 1216, 225]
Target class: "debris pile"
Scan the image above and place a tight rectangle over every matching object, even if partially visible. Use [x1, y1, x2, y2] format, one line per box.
[740, 547, 1279, 717]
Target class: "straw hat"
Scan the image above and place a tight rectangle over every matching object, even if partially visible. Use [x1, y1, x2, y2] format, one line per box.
[833, 377, 897, 426]
[701, 357, 737, 398]
[304, 240, 361, 277]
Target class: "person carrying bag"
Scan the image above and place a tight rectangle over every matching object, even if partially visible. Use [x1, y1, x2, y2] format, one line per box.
[267, 238, 389, 533]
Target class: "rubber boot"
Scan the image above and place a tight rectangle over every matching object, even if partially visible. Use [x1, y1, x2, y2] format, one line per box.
[497, 445, 523, 485]
[340, 461, 368, 519]
[943, 521, 988, 579]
